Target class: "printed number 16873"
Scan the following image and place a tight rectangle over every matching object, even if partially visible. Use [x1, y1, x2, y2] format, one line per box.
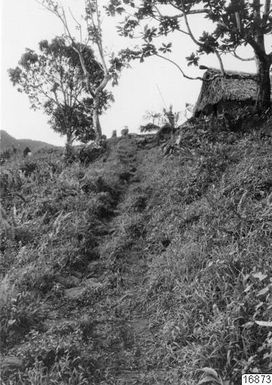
[242, 374, 272, 384]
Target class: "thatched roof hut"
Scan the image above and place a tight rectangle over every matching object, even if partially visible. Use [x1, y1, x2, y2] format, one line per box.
[193, 68, 271, 116]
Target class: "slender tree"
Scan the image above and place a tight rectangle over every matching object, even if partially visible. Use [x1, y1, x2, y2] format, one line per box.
[40, 0, 126, 142]
[108, 0, 272, 110]
[9, 37, 112, 149]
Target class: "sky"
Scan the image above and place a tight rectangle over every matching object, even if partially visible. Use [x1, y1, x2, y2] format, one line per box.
[0, 0, 258, 146]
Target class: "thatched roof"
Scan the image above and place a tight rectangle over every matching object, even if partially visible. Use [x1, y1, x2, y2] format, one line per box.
[194, 68, 271, 115]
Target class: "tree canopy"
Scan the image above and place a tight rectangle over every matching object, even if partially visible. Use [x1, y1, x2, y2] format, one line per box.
[40, 0, 127, 142]
[107, 0, 272, 109]
[8, 36, 112, 145]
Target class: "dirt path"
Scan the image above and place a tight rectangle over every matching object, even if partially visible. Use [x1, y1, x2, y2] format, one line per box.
[74, 138, 169, 384]
[88, 138, 159, 384]
[60, 138, 162, 384]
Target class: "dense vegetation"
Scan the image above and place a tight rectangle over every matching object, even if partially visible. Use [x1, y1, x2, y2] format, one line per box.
[1, 116, 271, 384]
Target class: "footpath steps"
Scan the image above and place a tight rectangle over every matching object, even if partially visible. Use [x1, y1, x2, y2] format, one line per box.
[7, 137, 164, 384]
[116, 137, 139, 182]
[71, 137, 162, 384]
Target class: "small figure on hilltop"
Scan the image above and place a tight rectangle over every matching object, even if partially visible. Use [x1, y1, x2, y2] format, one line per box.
[141, 105, 181, 145]
[23, 147, 32, 158]
[156, 105, 181, 144]
[163, 105, 175, 130]
[121, 126, 129, 137]
[111, 130, 117, 138]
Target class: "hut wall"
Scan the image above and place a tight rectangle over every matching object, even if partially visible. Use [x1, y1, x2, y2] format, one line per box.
[216, 100, 255, 115]
[193, 69, 265, 117]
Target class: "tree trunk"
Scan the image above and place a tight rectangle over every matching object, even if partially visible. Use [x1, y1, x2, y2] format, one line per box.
[256, 58, 271, 111]
[93, 95, 102, 144]
[65, 130, 74, 159]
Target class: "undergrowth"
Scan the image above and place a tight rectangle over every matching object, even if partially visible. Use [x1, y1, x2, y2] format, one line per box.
[0, 125, 271, 384]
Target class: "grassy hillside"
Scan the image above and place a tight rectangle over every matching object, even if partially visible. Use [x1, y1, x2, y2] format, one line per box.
[0, 118, 271, 385]
[0, 130, 55, 154]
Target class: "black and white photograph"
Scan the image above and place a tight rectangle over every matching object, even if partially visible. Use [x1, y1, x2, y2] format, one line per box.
[1, 1, 272, 384]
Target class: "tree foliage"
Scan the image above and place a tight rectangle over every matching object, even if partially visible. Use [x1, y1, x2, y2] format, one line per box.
[9, 36, 112, 145]
[108, 0, 272, 109]
[40, 0, 127, 142]
[141, 105, 182, 132]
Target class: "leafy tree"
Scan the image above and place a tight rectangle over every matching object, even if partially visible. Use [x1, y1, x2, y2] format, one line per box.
[141, 105, 181, 132]
[8, 36, 111, 149]
[143, 110, 164, 126]
[140, 122, 161, 132]
[44, 98, 96, 145]
[40, 0, 127, 143]
[107, 0, 272, 110]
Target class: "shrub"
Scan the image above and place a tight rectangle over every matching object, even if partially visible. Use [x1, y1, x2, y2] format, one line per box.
[0, 285, 46, 349]
[78, 143, 106, 165]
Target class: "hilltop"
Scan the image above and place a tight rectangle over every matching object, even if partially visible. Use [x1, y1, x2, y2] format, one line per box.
[0, 130, 55, 154]
[0, 117, 272, 385]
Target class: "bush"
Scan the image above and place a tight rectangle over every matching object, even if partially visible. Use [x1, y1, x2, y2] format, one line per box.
[78, 143, 106, 165]
[3, 329, 95, 384]
[0, 283, 46, 349]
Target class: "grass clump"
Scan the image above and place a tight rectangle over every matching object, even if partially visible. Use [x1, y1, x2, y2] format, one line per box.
[1, 125, 271, 384]
[135, 127, 272, 384]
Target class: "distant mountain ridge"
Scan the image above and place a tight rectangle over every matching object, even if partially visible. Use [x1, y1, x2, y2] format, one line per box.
[0, 130, 55, 153]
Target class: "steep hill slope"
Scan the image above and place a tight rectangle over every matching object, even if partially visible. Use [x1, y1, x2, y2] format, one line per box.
[0, 120, 272, 385]
[0, 130, 55, 153]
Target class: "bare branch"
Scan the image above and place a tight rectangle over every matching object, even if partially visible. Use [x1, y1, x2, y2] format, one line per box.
[214, 51, 225, 75]
[235, 12, 242, 32]
[179, 0, 202, 47]
[168, 1, 209, 16]
[155, 53, 204, 81]
[85, 0, 108, 73]
[68, 7, 83, 43]
[232, 48, 255, 62]
[95, 0, 108, 72]
[179, 0, 225, 75]
[264, 0, 271, 15]
[263, 0, 271, 27]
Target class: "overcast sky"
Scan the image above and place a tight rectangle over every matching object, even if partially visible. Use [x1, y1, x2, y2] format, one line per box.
[1, 0, 258, 146]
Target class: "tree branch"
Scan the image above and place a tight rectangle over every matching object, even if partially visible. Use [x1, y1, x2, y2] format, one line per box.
[232, 48, 255, 62]
[264, 0, 271, 16]
[217, 18, 268, 62]
[168, 1, 209, 16]
[38, 0, 96, 95]
[156, 55, 246, 82]
[214, 51, 225, 75]
[179, 0, 225, 75]
[263, 0, 271, 28]
[179, 0, 202, 47]
[94, 73, 111, 95]
[68, 7, 83, 44]
[151, 9, 190, 36]
[155, 53, 204, 81]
